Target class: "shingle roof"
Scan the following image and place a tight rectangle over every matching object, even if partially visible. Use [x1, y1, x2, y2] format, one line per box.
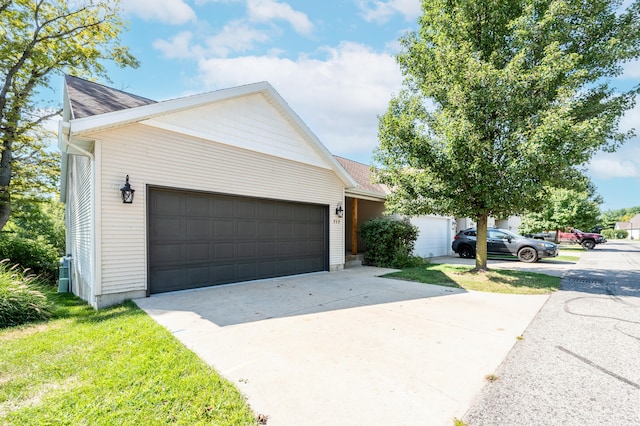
[334, 156, 390, 196]
[65, 75, 157, 119]
[615, 221, 632, 230]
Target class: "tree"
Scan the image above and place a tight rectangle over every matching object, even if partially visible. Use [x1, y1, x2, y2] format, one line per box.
[5, 122, 64, 252]
[518, 186, 602, 240]
[375, 0, 640, 270]
[0, 0, 138, 230]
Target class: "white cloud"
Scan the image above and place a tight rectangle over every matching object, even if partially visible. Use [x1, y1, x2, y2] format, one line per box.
[154, 22, 270, 59]
[195, 42, 402, 160]
[123, 0, 196, 25]
[153, 32, 198, 59]
[587, 103, 640, 179]
[247, 0, 314, 35]
[622, 59, 640, 78]
[204, 21, 271, 57]
[357, 0, 422, 24]
[588, 156, 639, 178]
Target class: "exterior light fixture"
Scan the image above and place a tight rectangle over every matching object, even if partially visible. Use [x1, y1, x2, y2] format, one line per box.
[335, 202, 344, 217]
[120, 175, 135, 204]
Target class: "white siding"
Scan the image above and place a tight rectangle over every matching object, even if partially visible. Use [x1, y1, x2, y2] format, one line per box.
[66, 154, 94, 301]
[91, 124, 345, 296]
[143, 93, 330, 170]
[411, 216, 454, 257]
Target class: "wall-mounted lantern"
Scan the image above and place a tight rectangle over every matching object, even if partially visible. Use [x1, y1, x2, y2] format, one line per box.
[335, 202, 344, 217]
[120, 175, 135, 204]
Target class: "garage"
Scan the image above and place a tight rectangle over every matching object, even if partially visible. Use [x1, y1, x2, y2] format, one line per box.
[148, 187, 329, 294]
[410, 216, 454, 257]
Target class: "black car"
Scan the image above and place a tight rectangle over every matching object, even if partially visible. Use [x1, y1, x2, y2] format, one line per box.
[452, 228, 559, 263]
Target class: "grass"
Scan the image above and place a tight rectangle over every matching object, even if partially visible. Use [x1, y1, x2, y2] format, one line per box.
[383, 263, 561, 294]
[0, 288, 257, 425]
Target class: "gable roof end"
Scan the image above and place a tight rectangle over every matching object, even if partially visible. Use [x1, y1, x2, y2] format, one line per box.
[61, 78, 357, 188]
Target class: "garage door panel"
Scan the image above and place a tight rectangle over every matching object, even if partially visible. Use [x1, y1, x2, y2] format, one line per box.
[149, 188, 328, 294]
[236, 200, 256, 218]
[237, 242, 257, 257]
[186, 195, 209, 216]
[277, 204, 293, 220]
[152, 217, 184, 240]
[258, 203, 276, 219]
[214, 198, 234, 217]
[187, 219, 209, 238]
[258, 222, 276, 238]
[213, 220, 235, 237]
[151, 243, 183, 263]
[186, 243, 209, 262]
[151, 268, 184, 292]
[186, 266, 209, 285]
[153, 192, 183, 215]
[214, 242, 235, 260]
[237, 221, 257, 238]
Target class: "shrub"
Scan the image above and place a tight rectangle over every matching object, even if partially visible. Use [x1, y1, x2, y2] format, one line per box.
[601, 229, 628, 239]
[359, 217, 421, 268]
[0, 262, 53, 328]
[0, 233, 59, 282]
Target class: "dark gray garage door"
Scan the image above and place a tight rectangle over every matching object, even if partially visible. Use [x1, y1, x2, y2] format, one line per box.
[148, 187, 329, 294]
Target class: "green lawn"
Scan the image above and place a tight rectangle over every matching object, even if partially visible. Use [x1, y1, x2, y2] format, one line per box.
[383, 263, 561, 294]
[0, 290, 257, 425]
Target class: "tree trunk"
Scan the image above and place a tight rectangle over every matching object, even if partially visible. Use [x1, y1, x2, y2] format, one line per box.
[0, 138, 12, 230]
[475, 212, 489, 271]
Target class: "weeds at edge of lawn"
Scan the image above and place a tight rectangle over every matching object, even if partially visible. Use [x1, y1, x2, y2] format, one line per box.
[383, 263, 561, 294]
[0, 291, 257, 425]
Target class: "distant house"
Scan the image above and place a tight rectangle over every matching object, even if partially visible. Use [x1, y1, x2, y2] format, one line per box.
[615, 214, 640, 239]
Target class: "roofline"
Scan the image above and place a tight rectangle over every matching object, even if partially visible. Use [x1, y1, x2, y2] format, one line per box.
[345, 187, 387, 202]
[65, 81, 357, 188]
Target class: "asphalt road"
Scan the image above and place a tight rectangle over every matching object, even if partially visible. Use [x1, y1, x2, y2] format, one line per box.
[463, 240, 640, 426]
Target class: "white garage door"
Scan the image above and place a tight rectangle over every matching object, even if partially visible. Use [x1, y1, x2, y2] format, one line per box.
[410, 216, 453, 257]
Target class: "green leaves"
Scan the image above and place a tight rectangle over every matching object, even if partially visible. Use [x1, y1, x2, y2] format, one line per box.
[0, 0, 139, 230]
[376, 0, 640, 269]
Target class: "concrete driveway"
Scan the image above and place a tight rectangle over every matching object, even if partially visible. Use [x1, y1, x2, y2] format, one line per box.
[135, 266, 551, 425]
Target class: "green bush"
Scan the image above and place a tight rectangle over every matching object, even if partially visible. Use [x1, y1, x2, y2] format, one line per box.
[0, 262, 53, 328]
[359, 217, 421, 268]
[0, 233, 59, 282]
[601, 229, 628, 239]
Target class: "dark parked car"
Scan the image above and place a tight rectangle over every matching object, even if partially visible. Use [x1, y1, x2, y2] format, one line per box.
[452, 228, 559, 263]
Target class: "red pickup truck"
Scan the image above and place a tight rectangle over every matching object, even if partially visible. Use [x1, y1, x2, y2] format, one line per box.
[530, 228, 607, 249]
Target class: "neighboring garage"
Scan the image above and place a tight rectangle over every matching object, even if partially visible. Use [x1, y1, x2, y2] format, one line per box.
[410, 215, 455, 257]
[148, 187, 329, 294]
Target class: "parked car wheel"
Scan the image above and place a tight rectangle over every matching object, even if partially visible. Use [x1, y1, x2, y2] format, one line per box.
[581, 239, 596, 250]
[517, 246, 538, 263]
[458, 245, 475, 259]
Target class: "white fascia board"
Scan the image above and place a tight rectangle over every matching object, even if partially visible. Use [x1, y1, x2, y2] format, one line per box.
[345, 188, 387, 202]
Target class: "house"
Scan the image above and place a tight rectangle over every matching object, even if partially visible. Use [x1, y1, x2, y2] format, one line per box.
[59, 76, 454, 308]
[615, 214, 640, 239]
[59, 75, 361, 308]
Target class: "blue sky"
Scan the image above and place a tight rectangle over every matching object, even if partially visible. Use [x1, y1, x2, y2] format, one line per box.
[63, 0, 640, 211]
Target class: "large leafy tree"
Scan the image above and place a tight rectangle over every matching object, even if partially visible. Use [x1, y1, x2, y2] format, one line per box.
[375, 0, 640, 270]
[6, 123, 64, 252]
[0, 0, 138, 230]
[518, 185, 602, 239]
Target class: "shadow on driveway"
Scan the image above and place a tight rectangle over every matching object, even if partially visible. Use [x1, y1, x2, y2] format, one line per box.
[136, 266, 463, 327]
